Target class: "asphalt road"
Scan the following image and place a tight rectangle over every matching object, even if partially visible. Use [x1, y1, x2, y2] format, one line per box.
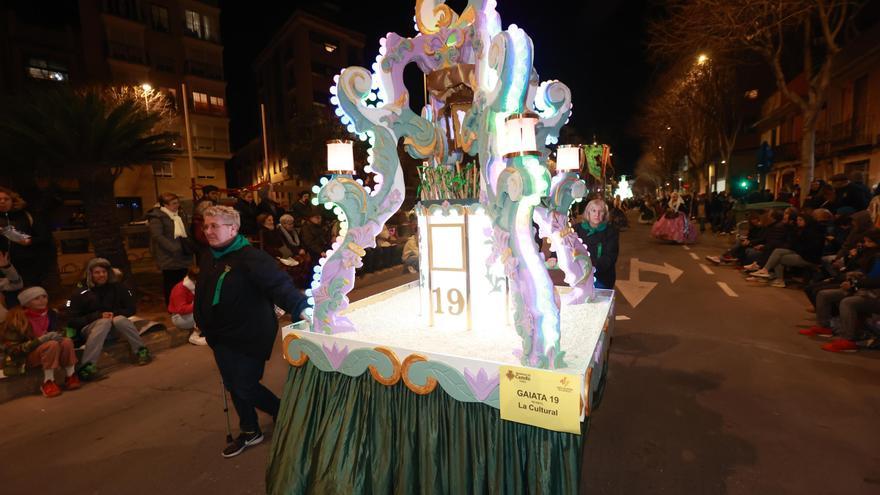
[581, 215, 880, 495]
[1, 218, 878, 494]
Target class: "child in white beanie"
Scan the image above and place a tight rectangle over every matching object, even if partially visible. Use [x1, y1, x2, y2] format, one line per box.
[2, 287, 81, 397]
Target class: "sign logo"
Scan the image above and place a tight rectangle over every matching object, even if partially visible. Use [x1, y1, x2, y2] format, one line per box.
[506, 369, 515, 381]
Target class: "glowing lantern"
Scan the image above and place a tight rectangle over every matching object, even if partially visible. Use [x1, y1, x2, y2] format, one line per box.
[503, 112, 540, 158]
[556, 145, 581, 172]
[326, 139, 354, 174]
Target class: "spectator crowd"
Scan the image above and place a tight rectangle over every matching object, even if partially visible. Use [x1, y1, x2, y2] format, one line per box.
[1, 184, 416, 399]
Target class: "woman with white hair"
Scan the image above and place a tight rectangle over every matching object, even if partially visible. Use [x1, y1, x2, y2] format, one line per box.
[650, 191, 699, 244]
[574, 198, 620, 290]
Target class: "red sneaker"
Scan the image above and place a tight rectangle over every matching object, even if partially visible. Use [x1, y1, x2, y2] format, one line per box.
[821, 339, 858, 353]
[64, 374, 82, 390]
[798, 326, 833, 337]
[41, 380, 62, 398]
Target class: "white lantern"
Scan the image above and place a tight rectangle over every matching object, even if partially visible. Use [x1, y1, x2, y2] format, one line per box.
[556, 145, 581, 172]
[503, 112, 540, 158]
[326, 139, 354, 174]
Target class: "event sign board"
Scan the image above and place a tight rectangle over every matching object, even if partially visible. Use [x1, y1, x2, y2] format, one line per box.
[499, 365, 581, 434]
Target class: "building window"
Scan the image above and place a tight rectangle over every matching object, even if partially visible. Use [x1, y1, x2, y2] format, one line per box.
[154, 162, 173, 178]
[209, 95, 224, 109]
[193, 91, 208, 110]
[203, 16, 213, 41]
[197, 161, 216, 179]
[150, 5, 169, 32]
[26, 58, 68, 82]
[185, 10, 202, 38]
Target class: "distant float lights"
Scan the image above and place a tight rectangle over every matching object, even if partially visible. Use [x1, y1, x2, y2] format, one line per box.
[326, 139, 354, 174]
[503, 112, 540, 158]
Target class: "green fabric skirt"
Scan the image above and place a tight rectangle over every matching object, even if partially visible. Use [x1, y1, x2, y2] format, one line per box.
[266, 362, 589, 494]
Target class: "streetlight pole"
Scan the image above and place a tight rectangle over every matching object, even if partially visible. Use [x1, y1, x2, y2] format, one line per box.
[141, 83, 160, 204]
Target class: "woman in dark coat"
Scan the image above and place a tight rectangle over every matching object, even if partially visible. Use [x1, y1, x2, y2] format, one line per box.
[233, 190, 259, 238]
[574, 198, 620, 290]
[146, 192, 193, 304]
[750, 213, 825, 287]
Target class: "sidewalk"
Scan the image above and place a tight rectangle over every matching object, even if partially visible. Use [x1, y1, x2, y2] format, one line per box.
[1, 250, 416, 404]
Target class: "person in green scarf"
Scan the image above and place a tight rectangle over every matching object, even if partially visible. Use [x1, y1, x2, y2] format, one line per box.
[194, 205, 310, 459]
[574, 198, 620, 290]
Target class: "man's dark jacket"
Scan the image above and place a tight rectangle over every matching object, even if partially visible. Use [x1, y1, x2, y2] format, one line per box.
[195, 243, 308, 361]
[67, 283, 137, 331]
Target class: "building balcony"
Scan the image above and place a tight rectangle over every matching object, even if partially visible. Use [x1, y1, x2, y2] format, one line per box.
[192, 102, 227, 117]
[183, 27, 221, 45]
[773, 142, 800, 163]
[107, 42, 146, 65]
[100, 2, 144, 23]
[829, 117, 873, 148]
[185, 60, 223, 81]
[193, 136, 229, 153]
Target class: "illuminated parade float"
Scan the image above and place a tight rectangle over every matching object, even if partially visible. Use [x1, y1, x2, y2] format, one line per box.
[268, 1, 614, 492]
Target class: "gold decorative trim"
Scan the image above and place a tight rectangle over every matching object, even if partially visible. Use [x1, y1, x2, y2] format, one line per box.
[503, 150, 542, 160]
[401, 354, 438, 395]
[368, 347, 402, 386]
[347, 242, 366, 258]
[282, 334, 309, 367]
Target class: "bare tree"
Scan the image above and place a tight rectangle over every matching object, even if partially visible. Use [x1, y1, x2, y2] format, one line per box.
[651, 0, 860, 187]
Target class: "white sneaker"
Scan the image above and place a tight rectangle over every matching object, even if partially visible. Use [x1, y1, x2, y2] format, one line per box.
[189, 332, 207, 346]
[407, 266, 417, 274]
[751, 269, 771, 278]
[706, 255, 721, 264]
[770, 280, 786, 288]
[743, 262, 760, 271]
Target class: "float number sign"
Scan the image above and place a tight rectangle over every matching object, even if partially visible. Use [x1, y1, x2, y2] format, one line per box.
[427, 223, 471, 330]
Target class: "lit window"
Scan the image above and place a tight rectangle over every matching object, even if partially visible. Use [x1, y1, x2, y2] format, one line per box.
[185, 10, 202, 38]
[209, 95, 224, 108]
[745, 89, 759, 100]
[193, 92, 208, 105]
[154, 162, 173, 178]
[27, 58, 68, 82]
[324, 43, 337, 53]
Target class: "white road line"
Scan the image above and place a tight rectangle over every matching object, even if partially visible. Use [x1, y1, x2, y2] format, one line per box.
[615, 315, 631, 321]
[682, 245, 691, 251]
[689, 252, 699, 260]
[699, 264, 715, 275]
[717, 281, 739, 297]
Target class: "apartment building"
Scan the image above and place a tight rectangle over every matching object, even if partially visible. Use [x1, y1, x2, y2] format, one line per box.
[755, 22, 880, 196]
[233, 9, 364, 204]
[78, 0, 229, 209]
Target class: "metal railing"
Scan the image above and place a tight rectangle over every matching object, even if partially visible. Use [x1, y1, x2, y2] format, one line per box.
[185, 60, 223, 80]
[107, 42, 146, 64]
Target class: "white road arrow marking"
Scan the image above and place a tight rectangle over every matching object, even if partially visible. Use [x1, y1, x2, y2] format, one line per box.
[615, 279, 658, 308]
[631, 258, 683, 283]
[717, 281, 739, 297]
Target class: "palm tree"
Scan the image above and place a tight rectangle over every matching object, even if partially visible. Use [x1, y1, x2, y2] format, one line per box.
[0, 86, 178, 276]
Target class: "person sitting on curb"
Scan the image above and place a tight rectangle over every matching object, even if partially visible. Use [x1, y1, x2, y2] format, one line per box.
[2, 287, 81, 397]
[66, 258, 151, 380]
[400, 225, 419, 274]
[168, 266, 206, 346]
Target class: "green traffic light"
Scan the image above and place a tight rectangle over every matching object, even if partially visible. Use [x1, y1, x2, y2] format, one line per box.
[740, 181, 749, 188]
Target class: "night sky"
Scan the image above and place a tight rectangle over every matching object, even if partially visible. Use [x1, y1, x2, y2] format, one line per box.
[220, 0, 655, 176]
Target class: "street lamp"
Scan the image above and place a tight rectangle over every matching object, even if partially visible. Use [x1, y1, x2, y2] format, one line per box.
[697, 53, 708, 65]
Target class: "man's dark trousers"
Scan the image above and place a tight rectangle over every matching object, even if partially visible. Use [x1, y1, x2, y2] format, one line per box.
[212, 344, 279, 432]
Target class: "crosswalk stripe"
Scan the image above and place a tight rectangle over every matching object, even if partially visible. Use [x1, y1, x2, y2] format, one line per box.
[700, 264, 714, 275]
[717, 281, 738, 297]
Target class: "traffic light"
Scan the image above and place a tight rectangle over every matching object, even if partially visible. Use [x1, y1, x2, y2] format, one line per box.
[740, 180, 749, 189]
